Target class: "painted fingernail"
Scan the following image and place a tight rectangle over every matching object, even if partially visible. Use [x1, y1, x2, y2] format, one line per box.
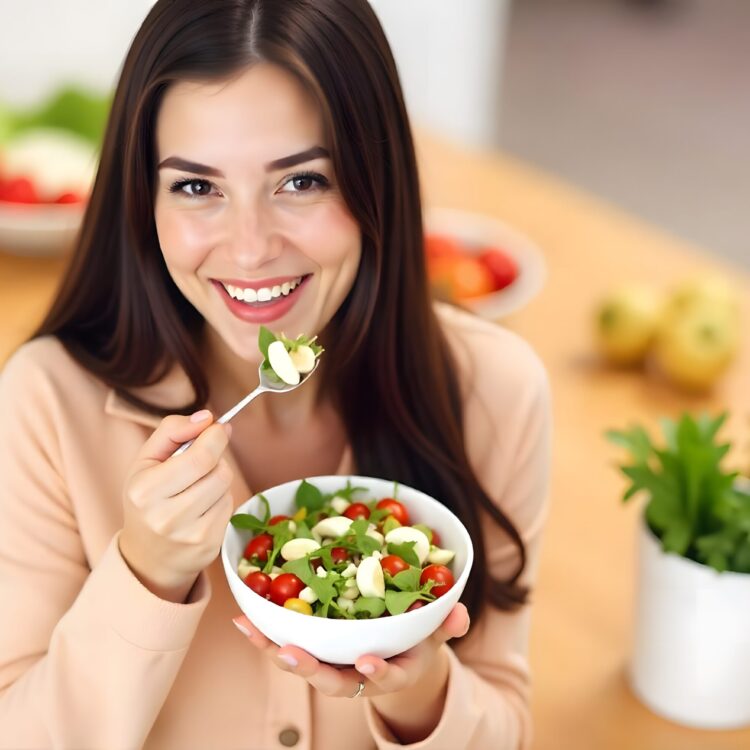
[357, 663, 375, 675]
[232, 618, 253, 638]
[191, 409, 212, 423]
[278, 654, 298, 668]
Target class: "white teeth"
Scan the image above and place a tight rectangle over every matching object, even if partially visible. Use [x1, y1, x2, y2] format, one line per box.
[221, 276, 305, 304]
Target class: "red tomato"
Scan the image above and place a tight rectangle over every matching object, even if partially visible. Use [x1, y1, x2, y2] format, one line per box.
[269, 573, 305, 606]
[0, 176, 38, 204]
[427, 254, 494, 301]
[243, 571, 272, 599]
[311, 557, 324, 572]
[343, 502, 370, 521]
[243, 533, 273, 562]
[420, 564, 455, 598]
[430, 528, 442, 548]
[268, 515, 291, 526]
[424, 233, 463, 260]
[376, 498, 410, 526]
[53, 191, 85, 204]
[380, 555, 409, 577]
[406, 600, 426, 612]
[331, 547, 349, 564]
[477, 247, 518, 291]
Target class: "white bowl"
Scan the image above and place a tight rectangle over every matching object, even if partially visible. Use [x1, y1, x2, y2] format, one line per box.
[221, 474, 474, 665]
[0, 201, 83, 257]
[425, 207, 547, 319]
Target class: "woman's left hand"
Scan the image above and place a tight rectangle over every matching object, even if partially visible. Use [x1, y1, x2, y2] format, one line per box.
[232, 603, 470, 699]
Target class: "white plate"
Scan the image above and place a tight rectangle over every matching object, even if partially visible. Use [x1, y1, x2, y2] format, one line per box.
[0, 201, 83, 257]
[425, 207, 547, 319]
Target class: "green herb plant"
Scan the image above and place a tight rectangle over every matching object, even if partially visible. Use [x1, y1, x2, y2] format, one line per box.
[257, 325, 323, 385]
[606, 411, 750, 573]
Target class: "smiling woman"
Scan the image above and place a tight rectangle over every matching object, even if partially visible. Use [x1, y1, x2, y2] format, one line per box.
[0, 1, 551, 749]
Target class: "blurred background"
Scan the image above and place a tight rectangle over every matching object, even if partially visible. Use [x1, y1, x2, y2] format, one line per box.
[2, 2, 750, 748]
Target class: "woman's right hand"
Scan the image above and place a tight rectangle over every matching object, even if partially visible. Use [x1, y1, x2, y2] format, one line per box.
[119, 410, 235, 603]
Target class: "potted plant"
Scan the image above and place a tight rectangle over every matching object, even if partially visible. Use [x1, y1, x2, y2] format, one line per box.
[606, 411, 750, 729]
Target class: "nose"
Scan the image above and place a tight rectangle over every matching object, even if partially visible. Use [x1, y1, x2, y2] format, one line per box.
[223, 197, 282, 269]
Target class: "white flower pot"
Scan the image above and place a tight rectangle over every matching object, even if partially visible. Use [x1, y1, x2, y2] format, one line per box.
[630, 518, 750, 729]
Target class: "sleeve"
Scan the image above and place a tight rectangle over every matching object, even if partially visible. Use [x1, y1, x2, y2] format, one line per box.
[365, 332, 553, 750]
[0, 346, 211, 750]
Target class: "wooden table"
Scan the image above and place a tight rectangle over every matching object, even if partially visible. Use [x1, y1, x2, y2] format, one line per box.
[2, 132, 749, 749]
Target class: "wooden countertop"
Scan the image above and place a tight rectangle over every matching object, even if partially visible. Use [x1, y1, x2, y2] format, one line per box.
[2, 131, 749, 749]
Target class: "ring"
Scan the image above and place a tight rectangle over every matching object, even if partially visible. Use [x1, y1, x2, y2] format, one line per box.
[350, 679, 365, 698]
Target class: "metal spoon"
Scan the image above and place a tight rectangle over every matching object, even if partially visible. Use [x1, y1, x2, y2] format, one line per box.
[171, 359, 320, 457]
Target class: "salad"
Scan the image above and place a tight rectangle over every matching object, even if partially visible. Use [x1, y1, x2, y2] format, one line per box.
[259, 325, 323, 386]
[230, 479, 456, 619]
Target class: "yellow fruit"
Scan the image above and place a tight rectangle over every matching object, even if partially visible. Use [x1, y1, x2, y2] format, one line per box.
[652, 302, 740, 391]
[666, 274, 740, 321]
[594, 285, 665, 366]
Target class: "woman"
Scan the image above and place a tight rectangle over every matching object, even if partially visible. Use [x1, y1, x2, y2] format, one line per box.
[0, 1, 551, 748]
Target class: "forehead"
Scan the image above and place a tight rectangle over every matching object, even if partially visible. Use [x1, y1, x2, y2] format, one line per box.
[155, 63, 326, 162]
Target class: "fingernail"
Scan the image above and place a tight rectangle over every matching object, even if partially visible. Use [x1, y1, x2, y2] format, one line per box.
[357, 663, 375, 675]
[278, 654, 298, 668]
[191, 409, 212, 423]
[232, 618, 253, 638]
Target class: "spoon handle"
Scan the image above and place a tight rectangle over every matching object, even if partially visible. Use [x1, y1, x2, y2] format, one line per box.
[171, 385, 265, 457]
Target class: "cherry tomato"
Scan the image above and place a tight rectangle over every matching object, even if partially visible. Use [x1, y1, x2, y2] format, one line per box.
[343, 502, 370, 521]
[243, 571, 272, 599]
[380, 554, 410, 577]
[406, 600, 426, 612]
[269, 573, 305, 606]
[53, 191, 85, 204]
[284, 598, 313, 615]
[311, 557, 324, 572]
[331, 547, 349, 564]
[424, 233, 463, 260]
[477, 247, 518, 291]
[0, 176, 38, 204]
[420, 564, 455, 598]
[243, 533, 273, 563]
[428, 254, 494, 301]
[376, 498, 410, 526]
[268, 515, 291, 526]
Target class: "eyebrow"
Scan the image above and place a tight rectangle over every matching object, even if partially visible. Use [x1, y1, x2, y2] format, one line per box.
[157, 146, 330, 177]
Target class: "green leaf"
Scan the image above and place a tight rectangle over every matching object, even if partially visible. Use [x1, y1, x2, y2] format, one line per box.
[413, 524, 433, 543]
[382, 516, 402, 535]
[390, 566, 421, 592]
[660, 518, 692, 556]
[295, 479, 325, 512]
[352, 597, 386, 619]
[229, 513, 266, 532]
[387, 541, 420, 567]
[258, 326, 278, 360]
[385, 589, 428, 616]
[605, 425, 654, 465]
[257, 493, 271, 523]
[330, 481, 368, 501]
[294, 520, 314, 540]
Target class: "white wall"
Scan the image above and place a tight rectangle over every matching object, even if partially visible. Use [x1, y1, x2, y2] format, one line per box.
[0, 1, 156, 105]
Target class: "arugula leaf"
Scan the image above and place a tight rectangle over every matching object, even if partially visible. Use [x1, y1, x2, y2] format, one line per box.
[257, 493, 271, 523]
[387, 541, 420, 567]
[353, 597, 386, 618]
[262, 524, 295, 573]
[294, 520, 314, 540]
[230, 513, 266, 532]
[382, 515, 401, 535]
[390, 566, 421, 592]
[328, 481, 368, 501]
[258, 326, 278, 360]
[385, 589, 432, 616]
[295, 479, 326, 512]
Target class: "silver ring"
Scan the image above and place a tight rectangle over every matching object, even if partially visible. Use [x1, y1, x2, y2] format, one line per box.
[350, 679, 365, 698]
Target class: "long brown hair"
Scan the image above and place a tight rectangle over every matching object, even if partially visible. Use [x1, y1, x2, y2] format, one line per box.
[34, 0, 528, 620]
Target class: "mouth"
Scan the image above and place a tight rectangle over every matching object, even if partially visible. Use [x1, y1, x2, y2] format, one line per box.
[211, 274, 312, 324]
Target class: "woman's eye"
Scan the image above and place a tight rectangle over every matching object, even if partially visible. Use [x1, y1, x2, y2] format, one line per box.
[168, 178, 215, 198]
[279, 172, 329, 195]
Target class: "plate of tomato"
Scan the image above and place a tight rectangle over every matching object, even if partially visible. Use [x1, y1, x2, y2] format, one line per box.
[425, 207, 546, 320]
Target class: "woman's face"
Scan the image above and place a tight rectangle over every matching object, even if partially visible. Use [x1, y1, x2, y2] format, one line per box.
[154, 63, 361, 363]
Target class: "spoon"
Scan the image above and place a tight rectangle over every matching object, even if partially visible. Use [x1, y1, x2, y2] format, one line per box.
[171, 359, 320, 457]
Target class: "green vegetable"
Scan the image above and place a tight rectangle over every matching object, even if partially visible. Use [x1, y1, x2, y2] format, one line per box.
[606, 411, 750, 572]
[295, 479, 326, 512]
[387, 541, 420, 568]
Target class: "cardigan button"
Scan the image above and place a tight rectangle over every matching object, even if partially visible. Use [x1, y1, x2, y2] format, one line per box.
[278, 727, 300, 747]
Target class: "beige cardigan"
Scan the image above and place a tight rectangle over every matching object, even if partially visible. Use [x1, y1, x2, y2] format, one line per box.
[0, 303, 551, 750]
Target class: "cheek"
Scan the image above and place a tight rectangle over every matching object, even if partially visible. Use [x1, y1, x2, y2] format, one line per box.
[299, 204, 361, 268]
[155, 204, 214, 272]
